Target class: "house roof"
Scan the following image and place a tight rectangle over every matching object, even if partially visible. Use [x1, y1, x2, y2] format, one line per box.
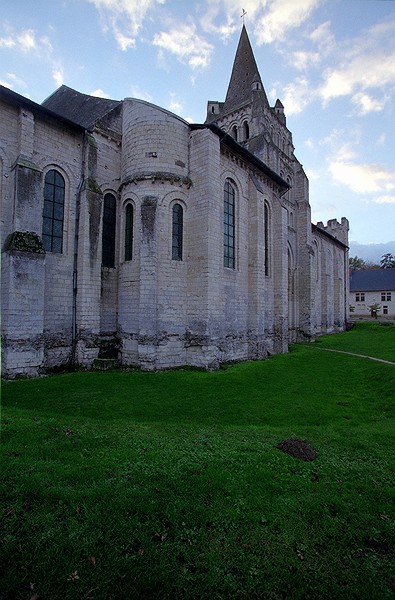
[42, 85, 122, 130]
[350, 268, 395, 292]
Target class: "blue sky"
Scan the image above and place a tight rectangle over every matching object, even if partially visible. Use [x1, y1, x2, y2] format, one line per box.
[1, 0, 394, 252]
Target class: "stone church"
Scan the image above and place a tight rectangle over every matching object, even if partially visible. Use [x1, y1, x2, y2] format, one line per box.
[1, 26, 349, 378]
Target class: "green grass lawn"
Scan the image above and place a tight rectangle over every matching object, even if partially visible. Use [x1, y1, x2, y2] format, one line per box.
[1, 322, 394, 599]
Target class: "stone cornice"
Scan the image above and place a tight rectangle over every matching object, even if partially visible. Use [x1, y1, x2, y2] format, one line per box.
[119, 171, 192, 192]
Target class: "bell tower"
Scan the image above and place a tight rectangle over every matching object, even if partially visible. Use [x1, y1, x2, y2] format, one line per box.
[205, 25, 295, 173]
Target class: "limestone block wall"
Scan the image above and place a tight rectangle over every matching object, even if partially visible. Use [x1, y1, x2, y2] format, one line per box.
[1, 101, 85, 376]
[121, 99, 190, 183]
[2, 251, 45, 377]
[313, 229, 348, 334]
[117, 100, 192, 369]
[95, 130, 122, 343]
[186, 128, 222, 368]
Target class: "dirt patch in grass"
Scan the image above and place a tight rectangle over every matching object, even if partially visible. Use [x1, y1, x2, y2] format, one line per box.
[276, 438, 317, 461]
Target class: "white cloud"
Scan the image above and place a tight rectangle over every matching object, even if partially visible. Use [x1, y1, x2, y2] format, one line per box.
[319, 18, 395, 104]
[112, 20, 135, 51]
[291, 50, 320, 70]
[129, 85, 153, 103]
[0, 35, 16, 49]
[282, 76, 312, 115]
[310, 20, 334, 48]
[351, 92, 387, 115]
[200, 0, 264, 39]
[87, 0, 162, 49]
[329, 161, 395, 195]
[153, 23, 213, 69]
[375, 195, 395, 205]
[5, 73, 27, 88]
[0, 28, 36, 52]
[305, 167, 319, 180]
[52, 67, 64, 88]
[254, 0, 322, 45]
[168, 92, 183, 114]
[91, 88, 111, 98]
[17, 29, 36, 52]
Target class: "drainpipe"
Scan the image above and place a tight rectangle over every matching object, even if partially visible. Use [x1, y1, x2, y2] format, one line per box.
[71, 132, 88, 366]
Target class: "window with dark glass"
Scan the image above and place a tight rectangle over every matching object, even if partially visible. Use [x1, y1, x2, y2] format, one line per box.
[124, 204, 133, 261]
[172, 203, 183, 261]
[102, 193, 116, 268]
[243, 121, 249, 140]
[224, 181, 235, 269]
[232, 125, 238, 141]
[42, 169, 65, 253]
[264, 202, 270, 276]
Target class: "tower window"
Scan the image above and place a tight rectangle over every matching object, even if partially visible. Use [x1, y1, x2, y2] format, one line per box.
[232, 125, 238, 141]
[42, 169, 65, 253]
[243, 121, 249, 140]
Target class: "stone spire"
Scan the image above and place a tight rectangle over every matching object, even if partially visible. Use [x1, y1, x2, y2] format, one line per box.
[223, 25, 268, 112]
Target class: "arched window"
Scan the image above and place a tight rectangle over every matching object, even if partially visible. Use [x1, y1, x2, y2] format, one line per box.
[172, 203, 183, 261]
[264, 201, 270, 276]
[224, 181, 235, 269]
[42, 169, 65, 253]
[232, 125, 238, 141]
[243, 121, 249, 140]
[124, 203, 133, 261]
[102, 193, 116, 268]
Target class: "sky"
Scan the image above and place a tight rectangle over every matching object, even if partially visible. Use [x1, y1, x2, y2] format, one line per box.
[1, 0, 394, 254]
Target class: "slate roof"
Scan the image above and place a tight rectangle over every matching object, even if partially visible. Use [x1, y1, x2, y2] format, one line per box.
[223, 25, 269, 112]
[350, 268, 395, 291]
[42, 85, 121, 130]
[0, 84, 86, 131]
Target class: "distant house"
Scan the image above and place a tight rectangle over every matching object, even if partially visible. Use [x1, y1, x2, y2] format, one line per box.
[350, 268, 395, 318]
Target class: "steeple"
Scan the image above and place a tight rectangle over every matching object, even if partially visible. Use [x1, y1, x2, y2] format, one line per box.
[223, 25, 268, 112]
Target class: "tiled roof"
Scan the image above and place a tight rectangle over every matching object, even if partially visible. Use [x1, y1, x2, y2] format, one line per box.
[350, 268, 395, 291]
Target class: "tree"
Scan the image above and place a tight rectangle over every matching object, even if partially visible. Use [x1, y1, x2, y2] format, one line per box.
[349, 256, 366, 270]
[380, 253, 395, 269]
[368, 302, 381, 319]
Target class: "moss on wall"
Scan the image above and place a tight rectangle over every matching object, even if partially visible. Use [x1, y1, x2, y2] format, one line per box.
[4, 231, 44, 253]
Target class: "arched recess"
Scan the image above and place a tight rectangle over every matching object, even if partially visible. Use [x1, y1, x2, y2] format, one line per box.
[42, 163, 71, 254]
[171, 202, 183, 261]
[123, 201, 135, 262]
[264, 200, 271, 277]
[102, 192, 117, 268]
[224, 178, 237, 269]
[288, 243, 296, 331]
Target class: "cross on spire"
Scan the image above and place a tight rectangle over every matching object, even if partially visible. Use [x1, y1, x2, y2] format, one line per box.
[241, 8, 247, 25]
